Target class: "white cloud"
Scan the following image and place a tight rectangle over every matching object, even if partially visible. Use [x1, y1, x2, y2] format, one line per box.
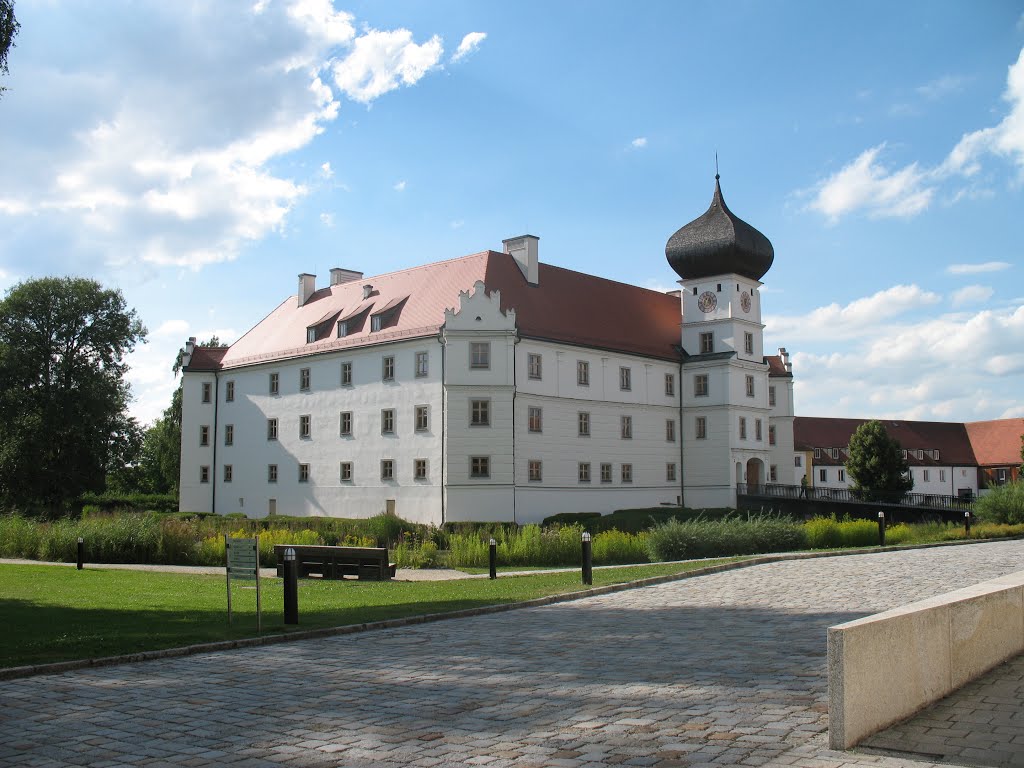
[320, 212, 335, 227]
[916, 74, 968, 101]
[153, 319, 190, 337]
[643, 278, 677, 294]
[0, 2, 458, 273]
[804, 46, 1024, 221]
[393, 180, 407, 191]
[332, 28, 443, 104]
[805, 144, 934, 222]
[951, 284, 994, 307]
[451, 32, 487, 64]
[631, 137, 648, 149]
[765, 284, 940, 342]
[768, 295, 1024, 420]
[946, 261, 1012, 274]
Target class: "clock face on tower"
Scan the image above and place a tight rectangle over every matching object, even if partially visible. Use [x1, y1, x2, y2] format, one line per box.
[740, 291, 751, 313]
[697, 291, 718, 313]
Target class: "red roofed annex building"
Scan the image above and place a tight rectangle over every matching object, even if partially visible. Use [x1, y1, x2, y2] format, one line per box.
[795, 417, 1024, 499]
[178, 177, 798, 522]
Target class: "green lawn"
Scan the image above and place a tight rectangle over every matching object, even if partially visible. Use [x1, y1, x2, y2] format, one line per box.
[0, 560, 738, 669]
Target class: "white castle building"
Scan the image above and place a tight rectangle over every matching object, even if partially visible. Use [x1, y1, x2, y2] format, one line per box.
[179, 176, 796, 524]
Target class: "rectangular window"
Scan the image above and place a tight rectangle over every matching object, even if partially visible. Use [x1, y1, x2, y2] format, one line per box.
[470, 342, 490, 369]
[667, 463, 677, 482]
[341, 362, 352, 386]
[268, 464, 278, 483]
[306, 327, 317, 343]
[578, 412, 590, 437]
[620, 366, 632, 391]
[382, 355, 395, 381]
[739, 417, 747, 440]
[577, 360, 589, 386]
[814, 448, 821, 459]
[755, 419, 762, 441]
[696, 416, 707, 440]
[666, 419, 676, 442]
[299, 463, 310, 483]
[600, 463, 613, 483]
[621, 415, 632, 439]
[795, 456, 802, 467]
[414, 459, 427, 480]
[224, 424, 234, 446]
[940, 469, 946, 482]
[269, 372, 279, 395]
[202, 382, 211, 403]
[381, 459, 394, 480]
[470, 399, 490, 426]
[700, 332, 714, 354]
[819, 468, 827, 483]
[225, 381, 234, 402]
[901, 449, 908, 459]
[838, 469, 846, 483]
[933, 449, 940, 461]
[381, 409, 395, 434]
[923, 469, 930, 482]
[528, 406, 543, 433]
[200, 425, 209, 446]
[621, 464, 633, 483]
[665, 373, 675, 397]
[695, 374, 709, 397]
[224, 465, 233, 483]
[769, 465, 778, 483]
[371, 315, 382, 332]
[340, 411, 352, 436]
[769, 386, 776, 407]
[528, 460, 542, 482]
[299, 368, 310, 391]
[579, 462, 591, 483]
[769, 424, 776, 446]
[832, 448, 840, 460]
[470, 456, 490, 478]
[340, 462, 352, 482]
[528, 353, 542, 380]
[200, 466, 210, 483]
[337, 321, 348, 338]
[300, 414, 311, 439]
[746, 375, 755, 397]
[415, 351, 428, 378]
[415, 405, 429, 432]
[744, 332, 754, 355]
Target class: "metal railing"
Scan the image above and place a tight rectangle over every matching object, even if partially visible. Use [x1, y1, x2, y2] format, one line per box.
[736, 482, 974, 511]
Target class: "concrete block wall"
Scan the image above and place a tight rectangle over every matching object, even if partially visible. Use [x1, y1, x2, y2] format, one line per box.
[827, 570, 1024, 750]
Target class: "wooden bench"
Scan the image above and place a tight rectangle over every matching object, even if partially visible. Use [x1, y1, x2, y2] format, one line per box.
[274, 544, 396, 581]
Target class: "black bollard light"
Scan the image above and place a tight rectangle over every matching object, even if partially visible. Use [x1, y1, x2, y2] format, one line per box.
[283, 547, 299, 625]
[581, 531, 593, 586]
[488, 538, 497, 580]
[965, 511, 971, 536]
[77, 537, 84, 570]
[877, 511, 886, 547]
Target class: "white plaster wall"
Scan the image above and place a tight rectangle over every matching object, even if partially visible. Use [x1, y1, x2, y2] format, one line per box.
[182, 338, 444, 523]
[179, 372, 217, 513]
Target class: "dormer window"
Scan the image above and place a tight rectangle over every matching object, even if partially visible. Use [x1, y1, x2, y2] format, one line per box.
[814, 448, 821, 459]
[371, 315, 382, 332]
[306, 328, 316, 343]
[831, 448, 839, 460]
[902, 449, 908, 460]
[933, 449, 940, 461]
[369, 295, 408, 333]
[337, 321, 348, 337]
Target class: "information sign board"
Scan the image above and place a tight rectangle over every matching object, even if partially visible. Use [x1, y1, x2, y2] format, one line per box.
[225, 535, 261, 633]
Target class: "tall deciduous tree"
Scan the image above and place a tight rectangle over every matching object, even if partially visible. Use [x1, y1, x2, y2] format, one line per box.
[0, 0, 19, 97]
[0, 277, 146, 514]
[845, 419, 913, 503]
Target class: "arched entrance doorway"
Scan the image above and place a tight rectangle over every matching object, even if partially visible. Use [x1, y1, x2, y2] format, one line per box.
[746, 458, 764, 491]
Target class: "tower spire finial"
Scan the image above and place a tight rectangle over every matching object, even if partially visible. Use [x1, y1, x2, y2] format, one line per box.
[715, 152, 720, 181]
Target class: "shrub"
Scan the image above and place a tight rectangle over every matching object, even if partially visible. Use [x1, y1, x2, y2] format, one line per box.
[0, 515, 43, 558]
[393, 540, 439, 569]
[446, 532, 490, 568]
[646, 515, 805, 561]
[974, 482, 1024, 525]
[804, 517, 843, 549]
[592, 529, 649, 565]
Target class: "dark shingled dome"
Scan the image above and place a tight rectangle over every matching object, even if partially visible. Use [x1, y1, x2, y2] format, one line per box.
[665, 176, 774, 281]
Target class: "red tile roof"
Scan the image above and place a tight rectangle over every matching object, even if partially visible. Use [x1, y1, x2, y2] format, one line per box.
[965, 419, 1024, 467]
[185, 346, 228, 371]
[794, 416, 977, 466]
[764, 355, 791, 377]
[190, 250, 684, 372]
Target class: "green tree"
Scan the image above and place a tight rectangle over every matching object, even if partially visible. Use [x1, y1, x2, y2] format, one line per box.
[0, 277, 147, 514]
[1, 0, 19, 97]
[974, 481, 1024, 526]
[845, 420, 913, 503]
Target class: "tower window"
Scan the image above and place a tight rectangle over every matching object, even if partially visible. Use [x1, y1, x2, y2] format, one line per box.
[700, 332, 713, 354]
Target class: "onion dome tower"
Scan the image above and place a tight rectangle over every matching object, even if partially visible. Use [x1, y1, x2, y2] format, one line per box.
[665, 174, 774, 281]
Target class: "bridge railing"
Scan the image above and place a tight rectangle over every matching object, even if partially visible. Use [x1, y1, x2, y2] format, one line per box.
[736, 483, 974, 511]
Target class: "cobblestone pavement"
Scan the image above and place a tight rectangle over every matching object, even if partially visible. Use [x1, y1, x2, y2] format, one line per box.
[860, 652, 1024, 768]
[2, 540, 1023, 768]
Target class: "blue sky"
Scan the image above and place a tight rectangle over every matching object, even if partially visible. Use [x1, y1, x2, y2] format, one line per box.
[1, 0, 1022, 426]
